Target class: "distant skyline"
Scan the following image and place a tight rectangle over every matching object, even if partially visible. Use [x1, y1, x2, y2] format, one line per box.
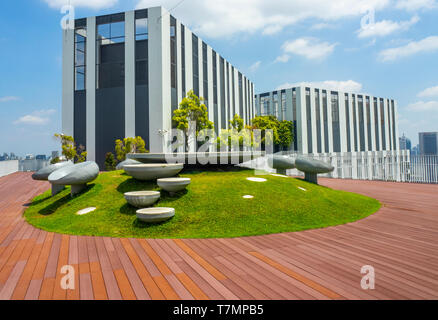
[1, 0, 438, 156]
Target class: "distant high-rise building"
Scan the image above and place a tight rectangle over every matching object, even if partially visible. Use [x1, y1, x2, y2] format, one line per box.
[411, 144, 420, 156]
[36, 155, 47, 160]
[399, 133, 411, 151]
[419, 132, 438, 155]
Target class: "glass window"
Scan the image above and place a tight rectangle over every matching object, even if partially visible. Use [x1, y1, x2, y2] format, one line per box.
[96, 14, 125, 89]
[74, 27, 86, 91]
[136, 18, 148, 40]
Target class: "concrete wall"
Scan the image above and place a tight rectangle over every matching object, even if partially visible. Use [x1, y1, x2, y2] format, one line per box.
[0, 161, 19, 177]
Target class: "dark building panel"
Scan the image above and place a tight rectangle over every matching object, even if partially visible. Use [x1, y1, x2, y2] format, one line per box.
[96, 87, 125, 169]
[135, 85, 149, 150]
[74, 91, 86, 151]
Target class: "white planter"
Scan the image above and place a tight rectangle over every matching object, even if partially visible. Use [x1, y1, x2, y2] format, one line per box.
[157, 178, 191, 193]
[136, 207, 175, 223]
[124, 191, 161, 208]
[124, 163, 184, 181]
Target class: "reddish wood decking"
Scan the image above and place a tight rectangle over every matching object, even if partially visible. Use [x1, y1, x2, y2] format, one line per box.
[0, 172, 437, 300]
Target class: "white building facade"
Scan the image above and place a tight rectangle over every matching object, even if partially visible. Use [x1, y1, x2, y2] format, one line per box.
[255, 86, 400, 154]
[62, 7, 255, 168]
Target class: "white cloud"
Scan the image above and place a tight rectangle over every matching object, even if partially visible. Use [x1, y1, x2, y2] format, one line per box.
[379, 36, 438, 61]
[278, 37, 336, 60]
[44, 0, 117, 10]
[310, 23, 336, 30]
[357, 15, 419, 38]
[249, 61, 261, 72]
[137, 0, 390, 38]
[0, 96, 20, 103]
[418, 85, 438, 98]
[13, 109, 57, 126]
[396, 0, 437, 11]
[406, 100, 438, 112]
[276, 80, 363, 92]
[275, 54, 291, 63]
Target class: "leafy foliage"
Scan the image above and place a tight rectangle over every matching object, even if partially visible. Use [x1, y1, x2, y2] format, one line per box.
[172, 90, 214, 150]
[104, 152, 117, 171]
[115, 136, 148, 162]
[54, 133, 87, 163]
[249, 116, 294, 149]
[229, 114, 244, 132]
[277, 120, 294, 150]
[50, 157, 60, 164]
[54, 134, 76, 161]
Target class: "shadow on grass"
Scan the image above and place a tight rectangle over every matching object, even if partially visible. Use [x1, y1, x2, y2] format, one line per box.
[119, 203, 137, 216]
[38, 184, 96, 216]
[24, 194, 53, 207]
[159, 189, 188, 202]
[133, 217, 173, 229]
[116, 178, 156, 194]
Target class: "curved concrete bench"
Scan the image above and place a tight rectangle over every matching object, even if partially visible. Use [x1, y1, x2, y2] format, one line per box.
[124, 191, 160, 208]
[295, 157, 334, 184]
[157, 178, 191, 193]
[124, 163, 184, 181]
[116, 158, 141, 171]
[268, 155, 296, 175]
[32, 161, 74, 196]
[136, 207, 175, 223]
[48, 161, 99, 196]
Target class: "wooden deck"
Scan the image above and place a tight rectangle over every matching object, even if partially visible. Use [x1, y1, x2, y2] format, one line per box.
[0, 172, 437, 300]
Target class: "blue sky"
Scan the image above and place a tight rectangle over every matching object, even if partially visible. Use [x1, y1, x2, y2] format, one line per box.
[1, 0, 438, 156]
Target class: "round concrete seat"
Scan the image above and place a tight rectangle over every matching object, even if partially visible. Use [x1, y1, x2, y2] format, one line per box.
[124, 191, 160, 208]
[157, 178, 191, 193]
[32, 161, 74, 196]
[136, 207, 175, 223]
[295, 157, 334, 184]
[49, 161, 99, 196]
[124, 163, 184, 181]
[268, 155, 296, 175]
[116, 158, 141, 170]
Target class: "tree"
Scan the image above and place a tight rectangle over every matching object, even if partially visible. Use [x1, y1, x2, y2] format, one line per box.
[50, 157, 60, 164]
[172, 90, 214, 151]
[249, 116, 294, 151]
[54, 134, 76, 161]
[104, 152, 117, 171]
[54, 133, 87, 163]
[277, 120, 294, 150]
[250, 115, 280, 147]
[76, 144, 87, 163]
[115, 136, 148, 162]
[229, 114, 244, 132]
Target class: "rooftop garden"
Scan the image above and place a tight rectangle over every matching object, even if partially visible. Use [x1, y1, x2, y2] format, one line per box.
[24, 169, 380, 239]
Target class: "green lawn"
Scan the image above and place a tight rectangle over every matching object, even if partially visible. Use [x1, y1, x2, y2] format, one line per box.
[24, 169, 381, 239]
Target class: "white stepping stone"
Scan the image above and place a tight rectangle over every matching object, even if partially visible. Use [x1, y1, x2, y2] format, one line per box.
[298, 187, 307, 192]
[124, 191, 161, 208]
[76, 207, 96, 215]
[136, 207, 175, 223]
[246, 177, 267, 182]
[271, 174, 288, 178]
[243, 195, 254, 199]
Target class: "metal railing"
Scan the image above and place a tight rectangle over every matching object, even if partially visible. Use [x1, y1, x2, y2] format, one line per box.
[280, 150, 438, 184]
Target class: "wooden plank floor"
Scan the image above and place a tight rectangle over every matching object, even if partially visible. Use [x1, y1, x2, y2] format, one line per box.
[0, 172, 437, 300]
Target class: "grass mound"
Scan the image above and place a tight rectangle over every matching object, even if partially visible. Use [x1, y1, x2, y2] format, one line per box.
[24, 169, 380, 238]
